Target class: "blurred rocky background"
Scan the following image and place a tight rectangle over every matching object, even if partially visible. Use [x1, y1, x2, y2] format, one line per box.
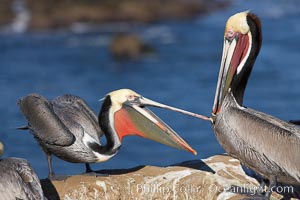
[0, 0, 228, 31]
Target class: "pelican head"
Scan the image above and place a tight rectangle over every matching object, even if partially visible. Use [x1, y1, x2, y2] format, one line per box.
[99, 89, 197, 155]
[212, 11, 262, 116]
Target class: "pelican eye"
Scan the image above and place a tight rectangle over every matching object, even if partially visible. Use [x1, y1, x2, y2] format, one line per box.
[226, 29, 237, 41]
[127, 95, 136, 101]
[127, 95, 145, 108]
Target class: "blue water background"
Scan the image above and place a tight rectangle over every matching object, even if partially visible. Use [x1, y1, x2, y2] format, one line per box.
[1, 0, 300, 178]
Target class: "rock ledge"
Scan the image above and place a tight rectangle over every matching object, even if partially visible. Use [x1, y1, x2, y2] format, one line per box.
[42, 155, 295, 200]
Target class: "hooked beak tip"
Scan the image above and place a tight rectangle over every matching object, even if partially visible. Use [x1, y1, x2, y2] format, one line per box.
[192, 149, 197, 155]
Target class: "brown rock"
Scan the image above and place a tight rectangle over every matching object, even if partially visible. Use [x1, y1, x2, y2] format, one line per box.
[0, 0, 230, 31]
[109, 33, 154, 60]
[41, 155, 298, 200]
[0, 142, 3, 156]
[24, 0, 229, 30]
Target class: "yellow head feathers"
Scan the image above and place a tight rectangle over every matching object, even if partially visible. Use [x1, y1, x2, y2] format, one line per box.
[225, 11, 250, 35]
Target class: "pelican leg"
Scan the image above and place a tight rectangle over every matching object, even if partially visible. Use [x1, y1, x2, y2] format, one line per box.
[82, 164, 109, 177]
[256, 178, 268, 195]
[46, 154, 70, 181]
[265, 177, 277, 199]
[241, 178, 274, 200]
[85, 163, 93, 173]
[47, 154, 54, 178]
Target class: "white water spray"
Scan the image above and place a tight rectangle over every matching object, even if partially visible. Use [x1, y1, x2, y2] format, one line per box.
[7, 0, 31, 33]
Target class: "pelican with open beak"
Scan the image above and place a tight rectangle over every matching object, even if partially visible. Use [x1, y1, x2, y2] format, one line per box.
[18, 89, 197, 178]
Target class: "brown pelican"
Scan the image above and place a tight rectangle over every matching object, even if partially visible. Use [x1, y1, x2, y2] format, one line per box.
[144, 11, 300, 199]
[0, 141, 47, 200]
[210, 11, 300, 198]
[18, 89, 199, 178]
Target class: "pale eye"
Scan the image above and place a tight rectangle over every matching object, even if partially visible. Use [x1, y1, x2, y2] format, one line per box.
[127, 95, 135, 101]
[226, 29, 236, 40]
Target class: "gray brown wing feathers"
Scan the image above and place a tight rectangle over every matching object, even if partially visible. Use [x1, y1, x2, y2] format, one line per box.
[0, 158, 46, 200]
[18, 94, 75, 146]
[52, 94, 103, 140]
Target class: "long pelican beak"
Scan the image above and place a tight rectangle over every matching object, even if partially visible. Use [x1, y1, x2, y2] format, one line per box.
[113, 97, 202, 155]
[212, 27, 250, 115]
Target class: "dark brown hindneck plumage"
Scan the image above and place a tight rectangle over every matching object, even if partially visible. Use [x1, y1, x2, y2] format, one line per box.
[231, 13, 262, 105]
[93, 95, 121, 156]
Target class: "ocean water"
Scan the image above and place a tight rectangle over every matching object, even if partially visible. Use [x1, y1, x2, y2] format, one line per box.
[1, 0, 300, 178]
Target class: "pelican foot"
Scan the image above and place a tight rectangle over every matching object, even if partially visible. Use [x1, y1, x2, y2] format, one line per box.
[241, 191, 271, 200]
[256, 179, 268, 195]
[227, 185, 270, 200]
[48, 174, 71, 181]
[241, 193, 271, 200]
[241, 197, 268, 200]
[82, 172, 109, 177]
